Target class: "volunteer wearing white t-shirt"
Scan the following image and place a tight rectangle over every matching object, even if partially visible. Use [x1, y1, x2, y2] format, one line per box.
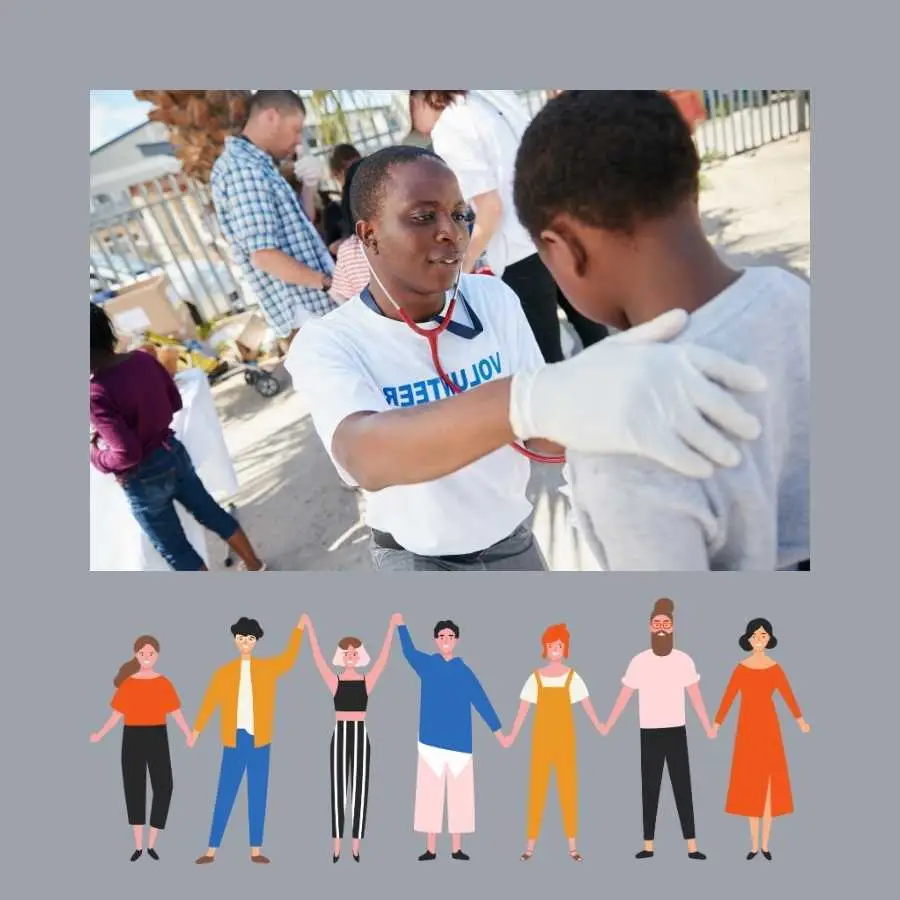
[409, 90, 607, 361]
[286, 146, 767, 572]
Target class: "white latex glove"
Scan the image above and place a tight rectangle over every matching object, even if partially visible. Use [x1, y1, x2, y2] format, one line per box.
[509, 309, 768, 478]
[294, 149, 324, 187]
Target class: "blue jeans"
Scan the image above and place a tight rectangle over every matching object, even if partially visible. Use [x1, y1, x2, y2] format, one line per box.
[208, 730, 271, 849]
[120, 437, 238, 571]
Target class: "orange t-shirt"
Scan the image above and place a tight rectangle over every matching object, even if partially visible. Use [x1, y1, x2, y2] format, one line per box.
[111, 675, 181, 725]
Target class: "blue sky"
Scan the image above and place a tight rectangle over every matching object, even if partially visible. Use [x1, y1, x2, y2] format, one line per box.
[90, 90, 153, 151]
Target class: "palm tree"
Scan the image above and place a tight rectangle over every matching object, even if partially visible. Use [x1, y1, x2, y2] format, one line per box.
[133, 90, 251, 183]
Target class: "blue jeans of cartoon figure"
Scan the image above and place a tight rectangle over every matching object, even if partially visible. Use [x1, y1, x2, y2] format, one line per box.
[208, 730, 271, 849]
[120, 437, 238, 571]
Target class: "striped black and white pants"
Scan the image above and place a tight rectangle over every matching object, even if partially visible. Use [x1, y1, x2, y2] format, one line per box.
[330, 721, 371, 840]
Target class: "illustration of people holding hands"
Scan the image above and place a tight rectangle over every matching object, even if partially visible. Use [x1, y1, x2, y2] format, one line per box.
[191, 615, 304, 866]
[712, 617, 810, 860]
[601, 598, 714, 860]
[396, 615, 507, 861]
[502, 623, 604, 862]
[90, 635, 192, 862]
[301, 612, 398, 862]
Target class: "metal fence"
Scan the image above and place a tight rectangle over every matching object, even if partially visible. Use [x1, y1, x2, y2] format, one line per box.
[90, 173, 245, 323]
[693, 89, 810, 159]
[89, 89, 806, 324]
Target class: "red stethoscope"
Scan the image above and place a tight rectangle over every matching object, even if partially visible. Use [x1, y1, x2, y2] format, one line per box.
[361, 259, 565, 465]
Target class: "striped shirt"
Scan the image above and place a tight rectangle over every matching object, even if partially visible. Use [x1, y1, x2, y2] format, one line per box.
[211, 136, 336, 337]
[329, 236, 370, 303]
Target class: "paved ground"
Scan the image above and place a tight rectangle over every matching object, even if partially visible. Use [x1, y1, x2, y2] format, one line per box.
[207, 133, 811, 572]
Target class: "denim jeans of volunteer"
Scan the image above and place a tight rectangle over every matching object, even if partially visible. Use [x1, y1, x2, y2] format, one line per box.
[120, 438, 238, 571]
[370, 523, 547, 572]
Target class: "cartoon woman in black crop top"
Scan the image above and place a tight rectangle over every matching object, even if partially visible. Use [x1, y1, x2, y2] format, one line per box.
[299, 613, 398, 863]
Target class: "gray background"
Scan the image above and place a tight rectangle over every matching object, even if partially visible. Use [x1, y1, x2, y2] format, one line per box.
[5, 1, 894, 897]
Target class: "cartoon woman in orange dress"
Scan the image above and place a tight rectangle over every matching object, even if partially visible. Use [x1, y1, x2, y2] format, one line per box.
[712, 618, 810, 861]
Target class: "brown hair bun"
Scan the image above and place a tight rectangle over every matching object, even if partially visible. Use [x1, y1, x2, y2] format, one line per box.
[651, 597, 675, 619]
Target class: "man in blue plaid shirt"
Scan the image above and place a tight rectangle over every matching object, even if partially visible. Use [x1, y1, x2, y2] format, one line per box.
[212, 91, 337, 348]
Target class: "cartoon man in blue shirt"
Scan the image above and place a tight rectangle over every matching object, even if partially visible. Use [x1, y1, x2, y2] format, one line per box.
[393, 613, 507, 861]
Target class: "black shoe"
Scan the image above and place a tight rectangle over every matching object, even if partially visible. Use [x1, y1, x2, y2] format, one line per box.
[635, 850, 655, 859]
[418, 850, 437, 861]
[688, 851, 707, 860]
[762, 850, 772, 861]
[333, 854, 340, 863]
[451, 850, 470, 861]
[747, 851, 759, 860]
[353, 853, 360, 863]
[147, 849, 160, 861]
[130, 850, 143, 862]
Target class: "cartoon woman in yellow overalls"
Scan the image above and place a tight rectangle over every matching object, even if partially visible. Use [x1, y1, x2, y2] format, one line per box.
[502, 623, 605, 861]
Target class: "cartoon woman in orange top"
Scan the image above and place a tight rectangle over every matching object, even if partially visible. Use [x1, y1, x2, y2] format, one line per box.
[503, 623, 605, 862]
[712, 618, 810, 861]
[90, 635, 192, 861]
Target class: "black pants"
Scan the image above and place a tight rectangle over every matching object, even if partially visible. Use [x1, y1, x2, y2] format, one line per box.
[556, 288, 610, 348]
[121, 725, 173, 829]
[502, 254, 566, 363]
[330, 721, 371, 840]
[640, 726, 696, 841]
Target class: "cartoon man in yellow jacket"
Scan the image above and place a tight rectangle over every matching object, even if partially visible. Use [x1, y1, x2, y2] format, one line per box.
[191, 616, 304, 865]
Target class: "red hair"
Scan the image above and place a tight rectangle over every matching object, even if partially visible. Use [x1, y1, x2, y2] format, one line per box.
[541, 623, 570, 658]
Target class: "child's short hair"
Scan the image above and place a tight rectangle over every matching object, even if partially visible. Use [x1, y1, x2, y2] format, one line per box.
[514, 90, 701, 237]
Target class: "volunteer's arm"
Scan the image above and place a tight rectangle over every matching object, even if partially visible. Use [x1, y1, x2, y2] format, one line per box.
[334, 381, 518, 491]
[290, 309, 768, 493]
[463, 190, 503, 273]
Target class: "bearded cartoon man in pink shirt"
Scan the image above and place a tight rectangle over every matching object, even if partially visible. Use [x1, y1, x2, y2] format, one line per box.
[601, 597, 715, 861]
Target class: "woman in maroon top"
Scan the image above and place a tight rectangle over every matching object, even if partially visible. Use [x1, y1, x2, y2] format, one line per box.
[89, 302, 265, 571]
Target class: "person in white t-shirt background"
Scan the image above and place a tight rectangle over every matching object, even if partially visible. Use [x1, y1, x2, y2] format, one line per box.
[600, 598, 715, 861]
[501, 622, 605, 863]
[286, 145, 767, 571]
[408, 90, 608, 362]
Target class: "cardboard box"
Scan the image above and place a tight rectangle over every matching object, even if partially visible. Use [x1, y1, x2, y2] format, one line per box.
[104, 275, 198, 348]
[208, 310, 270, 361]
